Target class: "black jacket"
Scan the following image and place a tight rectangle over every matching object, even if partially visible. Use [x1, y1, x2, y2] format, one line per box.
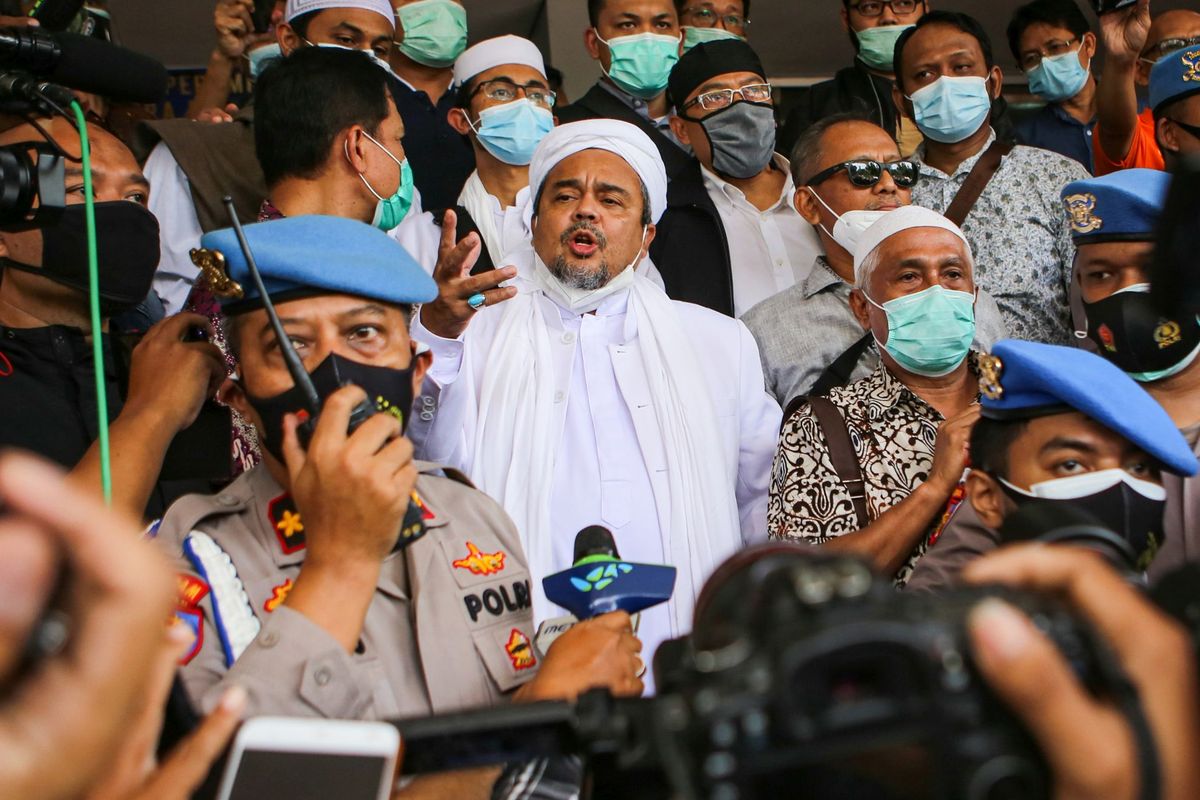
[648, 159, 734, 316]
[557, 82, 692, 180]
[778, 59, 1015, 159]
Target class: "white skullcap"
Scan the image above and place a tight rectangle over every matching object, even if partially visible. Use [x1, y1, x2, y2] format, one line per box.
[285, 0, 394, 29]
[853, 205, 973, 285]
[528, 119, 668, 223]
[453, 35, 546, 86]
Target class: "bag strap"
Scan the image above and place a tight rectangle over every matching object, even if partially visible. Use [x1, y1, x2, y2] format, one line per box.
[805, 332, 874, 399]
[807, 396, 870, 529]
[943, 140, 1014, 227]
[433, 205, 495, 275]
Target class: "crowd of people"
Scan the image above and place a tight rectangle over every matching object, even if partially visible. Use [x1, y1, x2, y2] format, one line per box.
[3, 0, 1200, 797]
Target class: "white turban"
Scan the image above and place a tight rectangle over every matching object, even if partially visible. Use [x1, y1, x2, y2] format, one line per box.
[528, 119, 668, 223]
[453, 35, 546, 86]
[285, 0, 394, 29]
[853, 205, 973, 285]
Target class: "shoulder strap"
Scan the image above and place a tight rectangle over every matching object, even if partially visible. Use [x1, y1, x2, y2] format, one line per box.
[807, 396, 870, 529]
[943, 140, 1015, 227]
[805, 332, 874, 399]
[434, 206, 495, 275]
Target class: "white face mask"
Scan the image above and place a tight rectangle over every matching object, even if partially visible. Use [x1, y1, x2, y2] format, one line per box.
[805, 187, 890, 256]
[1000, 468, 1167, 502]
[531, 225, 648, 314]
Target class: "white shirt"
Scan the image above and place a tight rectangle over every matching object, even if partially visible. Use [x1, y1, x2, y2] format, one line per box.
[408, 282, 781, 692]
[145, 143, 205, 316]
[701, 154, 822, 317]
[390, 181, 532, 271]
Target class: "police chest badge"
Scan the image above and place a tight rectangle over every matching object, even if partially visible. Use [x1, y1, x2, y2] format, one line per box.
[1064, 193, 1102, 235]
[505, 628, 537, 671]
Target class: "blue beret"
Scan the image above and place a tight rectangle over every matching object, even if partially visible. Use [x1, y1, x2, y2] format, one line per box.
[1060, 168, 1171, 244]
[1150, 45, 1200, 114]
[978, 340, 1197, 476]
[194, 215, 436, 314]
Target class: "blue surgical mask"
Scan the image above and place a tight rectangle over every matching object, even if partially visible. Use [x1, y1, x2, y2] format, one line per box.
[854, 24, 913, 72]
[1027, 49, 1091, 103]
[348, 130, 415, 231]
[594, 30, 681, 100]
[866, 284, 976, 376]
[395, 0, 468, 68]
[907, 75, 993, 144]
[247, 42, 283, 80]
[682, 25, 742, 52]
[468, 98, 554, 166]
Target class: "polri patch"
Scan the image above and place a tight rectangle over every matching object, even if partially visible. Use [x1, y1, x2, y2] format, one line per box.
[505, 628, 537, 671]
[172, 608, 204, 666]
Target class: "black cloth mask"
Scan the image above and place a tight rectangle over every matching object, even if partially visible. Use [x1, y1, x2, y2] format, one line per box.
[2, 202, 161, 315]
[699, 101, 777, 180]
[245, 352, 416, 465]
[1083, 284, 1200, 379]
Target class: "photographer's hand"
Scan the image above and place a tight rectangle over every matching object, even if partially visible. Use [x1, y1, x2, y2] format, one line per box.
[965, 545, 1200, 800]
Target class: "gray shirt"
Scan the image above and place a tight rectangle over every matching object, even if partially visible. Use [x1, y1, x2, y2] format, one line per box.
[742, 256, 1008, 407]
[911, 130, 1089, 345]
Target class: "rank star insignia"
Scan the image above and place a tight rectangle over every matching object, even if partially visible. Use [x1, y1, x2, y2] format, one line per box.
[268, 494, 306, 555]
[1064, 193, 1102, 234]
[978, 354, 1005, 400]
[453, 541, 506, 576]
[264, 579, 294, 613]
[505, 628, 536, 671]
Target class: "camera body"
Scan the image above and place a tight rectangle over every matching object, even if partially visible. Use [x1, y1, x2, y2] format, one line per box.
[649, 550, 1115, 800]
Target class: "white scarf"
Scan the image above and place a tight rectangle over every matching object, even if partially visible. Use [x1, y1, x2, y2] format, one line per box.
[467, 248, 741, 633]
[457, 171, 530, 267]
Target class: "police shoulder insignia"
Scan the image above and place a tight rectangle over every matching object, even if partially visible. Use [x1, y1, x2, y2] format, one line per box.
[1064, 193, 1102, 234]
[268, 494, 306, 555]
[189, 247, 244, 299]
[453, 541, 506, 576]
[1183, 49, 1200, 83]
[263, 578, 294, 613]
[505, 628, 537, 671]
[978, 354, 1005, 400]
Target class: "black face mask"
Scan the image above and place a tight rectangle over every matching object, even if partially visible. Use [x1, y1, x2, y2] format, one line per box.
[245, 352, 417, 465]
[2, 201, 161, 315]
[999, 471, 1168, 572]
[1083, 285, 1200, 379]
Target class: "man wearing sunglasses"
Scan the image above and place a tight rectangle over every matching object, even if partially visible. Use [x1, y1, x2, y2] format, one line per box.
[779, 0, 929, 160]
[651, 39, 821, 317]
[1093, 3, 1200, 175]
[742, 112, 1005, 407]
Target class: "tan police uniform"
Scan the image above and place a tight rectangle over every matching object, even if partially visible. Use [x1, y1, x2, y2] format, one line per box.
[155, 460, 539, 718]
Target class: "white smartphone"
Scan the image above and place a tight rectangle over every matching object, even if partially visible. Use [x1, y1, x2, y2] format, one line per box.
[216, 717, 400, 800]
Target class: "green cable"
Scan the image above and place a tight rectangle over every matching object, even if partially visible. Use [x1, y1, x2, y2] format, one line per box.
[70, 100, 111, 504]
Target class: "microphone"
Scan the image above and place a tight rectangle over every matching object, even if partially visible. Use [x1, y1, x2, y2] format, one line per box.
[0, 70, 74, 113]
[534, 526, 676, 657]
[998, 501, 1138, 572]
[0, 27, 167, 103]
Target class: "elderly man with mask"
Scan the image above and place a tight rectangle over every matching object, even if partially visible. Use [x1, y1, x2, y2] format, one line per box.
[650, 39, 822, 318]
[742, 113, 1005, 407]
[894, 11, 1088, 345]
[409, 119, 782, 684]
[769, 206, 983, 586]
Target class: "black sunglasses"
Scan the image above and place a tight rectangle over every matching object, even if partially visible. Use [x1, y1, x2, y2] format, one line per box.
[806, 159, 921, 189]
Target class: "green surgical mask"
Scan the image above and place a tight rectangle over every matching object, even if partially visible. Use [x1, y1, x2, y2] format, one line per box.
[854, 24, 913, 72]
[682, 25, 743, 53]
[866, 284, 976, 377]
[594, 30, 681, 100]
[351, 131, 415, 231]
[396, 0, 467, 68]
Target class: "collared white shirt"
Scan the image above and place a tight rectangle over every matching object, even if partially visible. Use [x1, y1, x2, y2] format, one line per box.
[700, 154, 822, 317]
[391, 181, 532, 270]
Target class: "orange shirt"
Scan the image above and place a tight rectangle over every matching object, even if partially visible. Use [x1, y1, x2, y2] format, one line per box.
[1094, 108, 1166, 175]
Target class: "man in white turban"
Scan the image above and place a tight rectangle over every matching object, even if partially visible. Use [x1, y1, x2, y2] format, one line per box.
[409, 119, 782, 689]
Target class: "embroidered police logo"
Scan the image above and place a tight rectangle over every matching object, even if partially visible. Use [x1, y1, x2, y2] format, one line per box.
[268, 494, 306, 555]
[505, 628, 537, 671]
[978, 354, 1005, 400]
[1155, 320, 1183, 349]
[1064, 193, 1102, 234]
[189, 247, 244, 299]
[453, 542, 506, 576]
[1098, 324, 1118, 353]
[1183, 49, 1200, 83]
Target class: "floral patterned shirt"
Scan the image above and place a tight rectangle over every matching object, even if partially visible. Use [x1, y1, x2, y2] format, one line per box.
[911, 130, 1089, 346]
[768, 355, 979, 586]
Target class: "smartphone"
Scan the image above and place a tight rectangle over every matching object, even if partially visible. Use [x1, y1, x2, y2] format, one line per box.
[216, 717, 400, 800]
[1092, 0, 1138, 14]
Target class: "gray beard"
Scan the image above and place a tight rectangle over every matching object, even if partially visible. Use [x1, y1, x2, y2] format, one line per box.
[550, 255, 611, 291]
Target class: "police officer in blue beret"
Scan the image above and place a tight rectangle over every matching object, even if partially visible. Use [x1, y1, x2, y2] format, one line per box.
[150, 216, 643, 796]
[1150, 44, 1200, 167]
[907, 336, 1198, 592]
